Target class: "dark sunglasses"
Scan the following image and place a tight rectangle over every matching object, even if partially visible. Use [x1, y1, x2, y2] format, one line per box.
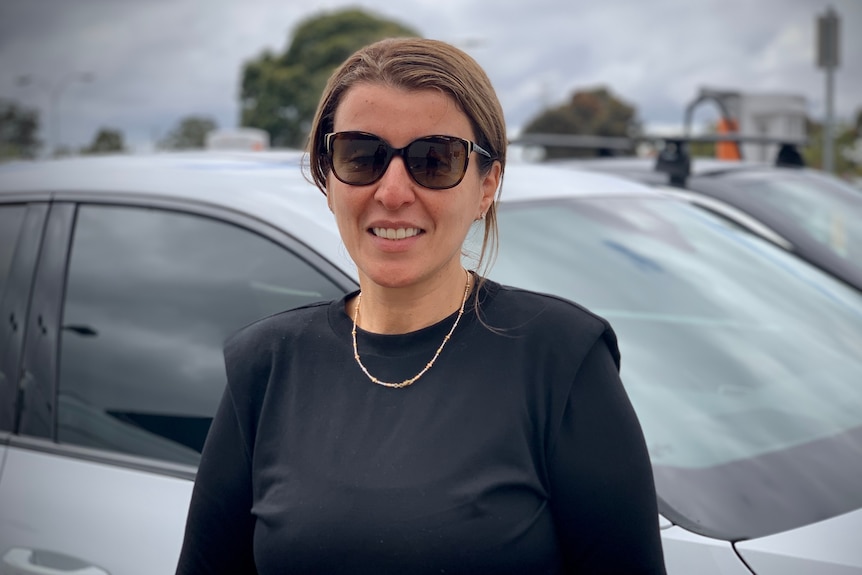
[324, 131, 492, 190]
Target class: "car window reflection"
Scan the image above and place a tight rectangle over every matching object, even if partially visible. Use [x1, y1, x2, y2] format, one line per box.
[0, 205, 27, 300]
[58, 205, 345, 465]
[481, 196, 862, 539]
[724, 170, 862, 264]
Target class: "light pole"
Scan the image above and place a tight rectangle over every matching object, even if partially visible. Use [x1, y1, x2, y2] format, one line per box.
[17, 72, 94, 157]
[50, 72, 94, 156]
[817, 7, 840, 173]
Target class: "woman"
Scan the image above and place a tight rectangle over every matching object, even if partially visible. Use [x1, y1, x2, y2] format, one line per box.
[177, 38, 666, 574]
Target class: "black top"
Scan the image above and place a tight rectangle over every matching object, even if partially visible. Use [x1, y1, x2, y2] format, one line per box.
[177, 279, 666, 574]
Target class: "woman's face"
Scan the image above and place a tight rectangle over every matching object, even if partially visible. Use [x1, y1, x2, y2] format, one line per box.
[327, 83, 500, 292]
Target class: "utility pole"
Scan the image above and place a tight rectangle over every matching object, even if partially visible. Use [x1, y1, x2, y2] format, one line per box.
[817, 7, 840, 173]
[17, 72, 94, 157]
[50, 72, 94, 157]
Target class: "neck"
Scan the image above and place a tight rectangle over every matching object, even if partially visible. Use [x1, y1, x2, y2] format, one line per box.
[351, 269, 472, 334]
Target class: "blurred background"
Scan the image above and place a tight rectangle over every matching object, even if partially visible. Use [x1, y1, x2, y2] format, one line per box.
[1, 0, 859, 180]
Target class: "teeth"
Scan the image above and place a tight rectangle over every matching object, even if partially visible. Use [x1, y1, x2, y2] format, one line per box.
[373, 227, 420, 240]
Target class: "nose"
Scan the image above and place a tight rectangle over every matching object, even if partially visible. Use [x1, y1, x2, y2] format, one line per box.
[373, 155, 416, 210]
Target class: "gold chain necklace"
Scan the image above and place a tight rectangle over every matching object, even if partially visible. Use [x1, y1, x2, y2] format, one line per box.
[351, 270, 471, 389]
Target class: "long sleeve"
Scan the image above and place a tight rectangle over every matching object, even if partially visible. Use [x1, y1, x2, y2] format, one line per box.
[175, 369, 258, 573]
[548, 333, 667, 574]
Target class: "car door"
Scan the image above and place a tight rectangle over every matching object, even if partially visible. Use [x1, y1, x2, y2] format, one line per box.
[0, 201, 46, 469]
[0, 197, 354, 575]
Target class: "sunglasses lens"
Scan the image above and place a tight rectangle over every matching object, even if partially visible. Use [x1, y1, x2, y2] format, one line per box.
[328, 133, 471, 189]
[330, 133, 390, 186]
[405, 137, 469, 189]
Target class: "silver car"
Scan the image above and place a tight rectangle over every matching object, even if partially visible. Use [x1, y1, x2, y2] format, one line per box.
[548, 154, 862, 293]
[1, 152, 861, 574]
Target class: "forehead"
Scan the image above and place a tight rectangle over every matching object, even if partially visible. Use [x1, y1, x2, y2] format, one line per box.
[333, 83, 472, 141]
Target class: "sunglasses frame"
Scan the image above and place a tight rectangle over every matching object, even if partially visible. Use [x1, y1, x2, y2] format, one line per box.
[324, 131, 493, 190]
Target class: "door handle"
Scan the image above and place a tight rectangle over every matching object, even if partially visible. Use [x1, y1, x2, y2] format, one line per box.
[1, 548, 109, 575]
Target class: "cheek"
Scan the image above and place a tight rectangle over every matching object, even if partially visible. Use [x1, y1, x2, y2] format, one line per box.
[458, 179, 487, 219]
[328, 187, 368, 235]
[324, 176, 334, 210]
[432, 198, 479, 233]
[327, 184, 349, 213]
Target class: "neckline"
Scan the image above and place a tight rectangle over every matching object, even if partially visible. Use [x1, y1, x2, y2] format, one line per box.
[327, 276, 497, 356]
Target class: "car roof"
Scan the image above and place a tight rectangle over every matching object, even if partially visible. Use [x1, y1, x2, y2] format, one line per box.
[0, 151, 350, 266]
[0, 152, 665, 273]
[552, 155, 783, 176]
[0, 151, 664, 208]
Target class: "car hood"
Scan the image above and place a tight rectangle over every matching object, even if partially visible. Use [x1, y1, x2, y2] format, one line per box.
[734, 507, 862, 574]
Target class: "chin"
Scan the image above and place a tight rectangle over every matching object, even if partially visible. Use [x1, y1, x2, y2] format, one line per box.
[360, 265, 426, 290]
[365, 274, 418, 290]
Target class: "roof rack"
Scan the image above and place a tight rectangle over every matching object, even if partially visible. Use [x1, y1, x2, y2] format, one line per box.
[651, 134, 807, 186]
[509, 132, 808, 187]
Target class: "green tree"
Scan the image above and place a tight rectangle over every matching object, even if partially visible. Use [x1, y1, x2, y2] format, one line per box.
[159, 116, 218, 150]
[522, 87, 641, 159]
[0, 99, 41, 160]
[82, 128, 125, 154]
[240, 8, 419, 148]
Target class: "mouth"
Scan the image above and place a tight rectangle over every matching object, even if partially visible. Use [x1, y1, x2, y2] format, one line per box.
[371, 227, 422, 240]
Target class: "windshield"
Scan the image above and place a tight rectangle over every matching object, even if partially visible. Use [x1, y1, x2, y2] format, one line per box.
[715, 169, 862, 283]
[479, 196, 862, 541]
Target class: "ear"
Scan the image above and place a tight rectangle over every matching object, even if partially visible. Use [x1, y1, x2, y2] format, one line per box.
[478, 161, 502, 217]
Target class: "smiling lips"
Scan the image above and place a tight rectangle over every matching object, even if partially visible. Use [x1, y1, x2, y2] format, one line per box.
[372, 227, 421, 240]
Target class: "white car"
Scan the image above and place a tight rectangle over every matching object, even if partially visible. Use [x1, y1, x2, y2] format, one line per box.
[547, 153, 862, 293]
[1, 152, 861, 574]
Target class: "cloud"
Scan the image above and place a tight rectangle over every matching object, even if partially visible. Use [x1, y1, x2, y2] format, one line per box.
[0, 0, 859, 151]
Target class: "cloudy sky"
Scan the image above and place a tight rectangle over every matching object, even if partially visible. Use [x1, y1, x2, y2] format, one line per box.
[1, 0, 859, 153]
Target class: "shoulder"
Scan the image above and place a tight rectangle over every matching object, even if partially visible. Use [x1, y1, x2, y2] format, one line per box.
[480, 280, 620, 368]
[217, 299, 341, 440]
[222, 299, 335, 388]
[493, 283, 610, 327]
[225, 299, 332, 356]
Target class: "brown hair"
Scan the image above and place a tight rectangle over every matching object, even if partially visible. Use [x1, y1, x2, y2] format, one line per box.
[307, 37, 507, 282]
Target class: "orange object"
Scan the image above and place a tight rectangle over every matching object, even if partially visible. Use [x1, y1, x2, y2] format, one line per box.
[716, 117, 742, 160]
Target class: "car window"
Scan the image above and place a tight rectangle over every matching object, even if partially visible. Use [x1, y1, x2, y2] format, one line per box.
[721, 170, 862, 264]
[0, 204, 29, 430]
[477, 196, 862, 539]
[57, 205, 346, 466]
[0, 204, 27, 300]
